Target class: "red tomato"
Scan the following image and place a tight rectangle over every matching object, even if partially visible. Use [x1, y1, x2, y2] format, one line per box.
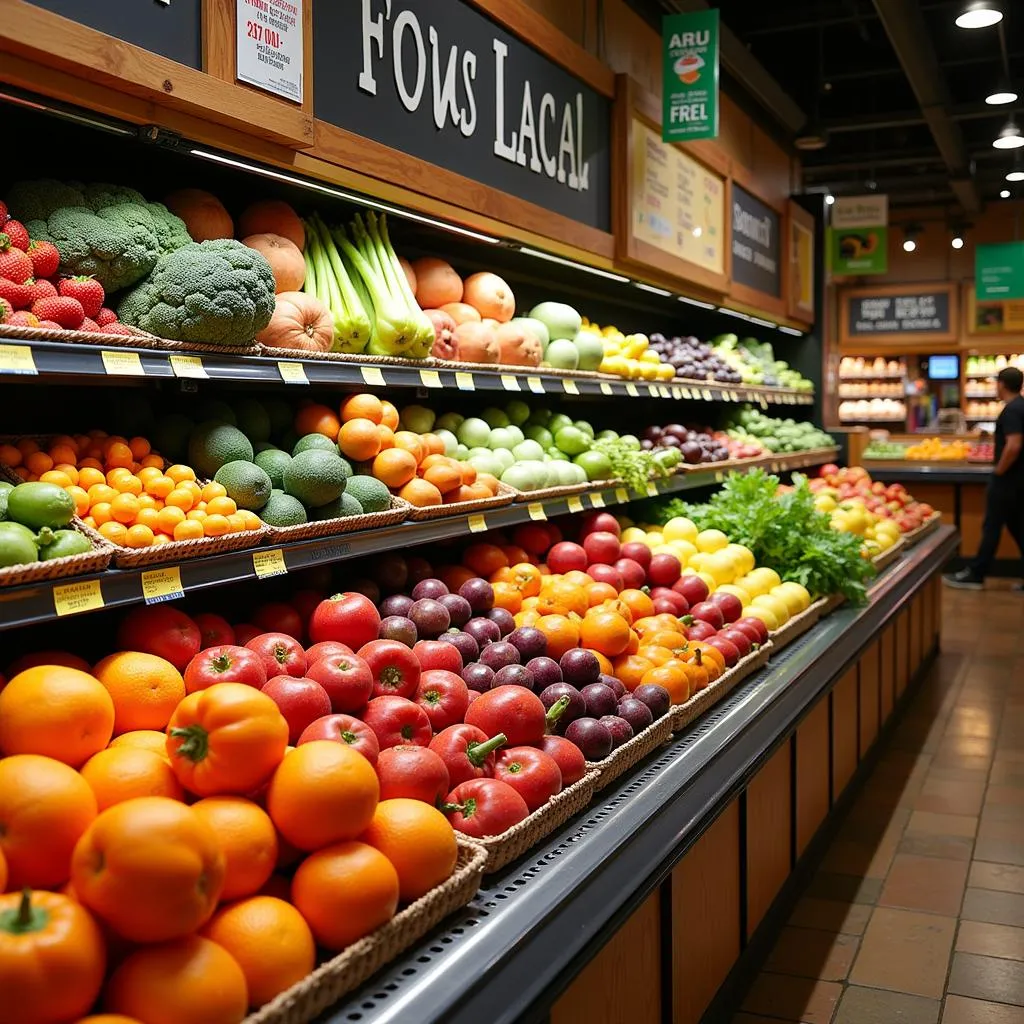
[245, 632, 307, 679]
[547, 542, 588, 574]
[727, 622, 762, 648]
[305, 641, 355, 665]
[414, 670, 469, 733]
[614, 558, 646, 590]
[428, 724, 506, 787]
[233, 622, 260, 646]
[536, 735, 587, 786]
[648, 553, 681, 587]
[465, 684, 546, 746]
[578, 511, 621, 539]
[116, 604, 200, 671]
[582, 531, 620, 566]
[412, 640, 463, 674]
[650, 588, 689, 616]
[362, 696, 432, 749]
[587, 564, 624, 590]
[252, 601, 305, 642]
[359, 639, 421, 699]
[297, 713, 380, 764]
[262, 675, 332, 744]
[705, 636, 740, 668]
[308, 592, 381, 650]
[443, 778, 530, 838]
[183, 644, 267, 693]
[494, 746, 562, 810]
[306, 652, 373, 713]
[375, 745, 450, 803]
[193, 612, 235, 649]
[290, 589, 325, 631]
[735, 616, 769, 645]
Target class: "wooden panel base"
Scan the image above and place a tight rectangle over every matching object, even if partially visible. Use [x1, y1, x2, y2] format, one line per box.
[880, 625, 896, 722]
[859, 641, 881, 757]
[832, 668, 859, 801]
[745, 743, 793, 939]
[895, 610, 910, 698]
[796, 700, 830, 857]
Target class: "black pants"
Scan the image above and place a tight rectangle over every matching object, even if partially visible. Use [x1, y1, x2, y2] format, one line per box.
[970, 479, 1024, 578]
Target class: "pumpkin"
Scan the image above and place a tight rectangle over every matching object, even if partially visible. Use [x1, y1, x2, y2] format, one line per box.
[413, 257, 463, 308]
[163, 188, 233, 242]
[424, 309, 457, 361]
[237, 199, 305, 250]
[463, 272, 515, 322]
[440, 302, 482, 325]
[399, 257, 417, 294]
[242, 233, 305, 293]
[453, 321, 499, 364]
[256, 292, 334, 351]
[495, 321, 542, 367]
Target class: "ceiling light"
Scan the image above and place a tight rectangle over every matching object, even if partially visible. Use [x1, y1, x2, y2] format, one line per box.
[993, 120, 1024, 149]
[951, 236, 965, 249]
[794, 119, 829, 151]
[824, 193, 835, 205]
[955, 2, 1003, 28]
[902, 224, 921, 253]
[1008, 170, 1024, 182]
[1001, 189, 1012, 198]
[903, 238, 917, 252]
[986, 90, 1018, 105]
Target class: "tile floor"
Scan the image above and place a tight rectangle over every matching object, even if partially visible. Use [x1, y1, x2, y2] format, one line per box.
[735, 582, 1024, 1024]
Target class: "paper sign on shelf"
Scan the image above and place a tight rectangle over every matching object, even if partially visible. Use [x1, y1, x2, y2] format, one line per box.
[253, 549, 288, 578]
[527, 377, 545, 394]
[455, 372, 475, 391]
[360, 366, 386, 387]
[277, 361, 309, 384]
[169, 354, 207, 379]
[141, 567, 185, 604]
[567, 496, 584, 513]
[527, 503, 547, 521]
[501, 375, 521, 392]
[101, 350, 145, 376]
[468, 514, 488, 533]
[589, 492, 606, 508]
[563, 379, 580, 395]
[419, 369, 443, 388]
[0, 344, 37, 375]
[236, 0, 304, 103]
[53, 579, 104, 617]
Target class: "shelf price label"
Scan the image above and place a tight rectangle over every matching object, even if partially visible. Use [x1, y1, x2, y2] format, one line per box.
[169, 354, 208, 379]
[253, 549, 287, 579]
[467, 513, 488, 533]
[623, 383, 638, 397]
[141, 566, 184, 604]
[589, 492, 606, 508]
[562, 378, 580, 395]
[702, 389, 713, 402]
[599, 381, 613, 395]
[758, 396, 769, 409]
[527, 502, 547, 521]
[614, 487, 629, 503]
[714, 471, 725, 483]
[500, 374, 520, 392]
[0, 344, 38, 375]
[101, 350, 145, 376]
[419, 369, 443, 388]
[647, 384, 658, 398]
[53, 579, 104, 617]
[455, 371, 475, 391]
[566, 495, 584, 513]
[679, 387, 692, 399]
[277, 361, 309, 384]
[527, 376, 545, 394]
[360, 366, 386, 387]
[672, 386, 682, 400]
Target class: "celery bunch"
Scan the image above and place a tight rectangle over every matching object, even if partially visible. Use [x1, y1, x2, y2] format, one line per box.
[303, 214, 372, 353]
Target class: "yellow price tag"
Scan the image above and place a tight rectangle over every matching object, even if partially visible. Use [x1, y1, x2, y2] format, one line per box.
[599, 381, 613, 395]
[567, 495, 584, 513]
[277, 360, 309, 384]
[360, 365, 386, 387]
[419, 368, 443, 388]
[770, 462, 780, 474]
[169, 354, 207, 379]
[730, 391, 740, 402]
[468, 513, 488, 533]
[679, 387, 692, 400]
[563, 378, 580, 395]
[0, 343, 37, 375]
[527, 502, 547, 521]
[714, 471, 725, 483]
[672, 387, 682, 400]
[101, 349, 145, 376]
[646, 481, 659, 497]
[455, 371, 475, 391]
[141, 566, 184, 604]
[625, 383, 639, 397]
[501, 374, 521, 392]
[53, 579, 104, 617]
[647, 384, 658, 397]
[589, 492, 606, 508]
[702, 389, 713, 402]
[253, 549, 287, 578]
[615, 487, 629, 503]
[759, 396, 769, 409]
[527, 376, 545, 394]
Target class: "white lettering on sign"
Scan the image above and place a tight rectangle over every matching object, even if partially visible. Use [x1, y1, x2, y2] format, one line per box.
[669, 30, 710, 47]
[853, 295, 944, 333]
[237, 0, 303, 102]
[733, 203, 773, 247]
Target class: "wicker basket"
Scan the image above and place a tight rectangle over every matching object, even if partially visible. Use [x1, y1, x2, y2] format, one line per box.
[901, 511, 942, 548]
[78, 519, 267, 570]
[675, 455, 766, 476]
[404, 483, 516, 522]
[587, 714, 674, 791]
[871, 536, 906, 573]
[508, 479, 618, 503]
[471, 771, 598, 873]
[0, 518, 112, 588]
[243, 840, 487, 1024]
[768, 596, 830, 652]
[670, 643, 773, 732]
[261, 497, 410, 543]
[0, 321, 258, 356]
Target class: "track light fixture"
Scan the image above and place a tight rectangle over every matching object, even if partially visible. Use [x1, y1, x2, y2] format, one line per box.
[1001, 189, 1012, 198]
[956, 2, 1003, 29]
[993, 120, 1024, 149]
[902, 225, 921, 253]
[986, 88, 1018, 105]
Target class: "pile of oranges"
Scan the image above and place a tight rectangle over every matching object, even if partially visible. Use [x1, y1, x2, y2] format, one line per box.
[0, 644, 459, 1023]
[0, 433, 262, 547]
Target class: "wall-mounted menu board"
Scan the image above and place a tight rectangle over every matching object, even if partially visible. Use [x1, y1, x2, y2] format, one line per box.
[965, 285, 1024, 336]
[839, 283, 957, 348]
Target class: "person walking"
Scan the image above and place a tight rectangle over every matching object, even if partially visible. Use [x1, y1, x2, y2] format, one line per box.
[944, 366, 1024, 590]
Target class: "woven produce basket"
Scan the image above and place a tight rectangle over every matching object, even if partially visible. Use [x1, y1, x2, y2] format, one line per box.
[261, 497, 410, 543]
[871, 536, 906, 573]
[0, 321, 259, 356]
[901, 511, 942, 548]
[78, 519, 267, 569]
[243, 840, 487, 1024]
[670, 643, 773, 732]
[0, 519, 112, 587]
[471, 771, 598, 873]
[768, 596, 830, 652]
[255, 346, 431, 367]
[675, 455, 765, 476]
[587, 714, 674, 791]
[404, 482, 516, 522]
[508, 479, 618, 502]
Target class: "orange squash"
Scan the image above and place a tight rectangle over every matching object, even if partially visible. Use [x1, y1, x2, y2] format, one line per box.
[237, 199, 305, 250]
[242, 233, 305, 293]
[163, 188, 232, 242]
[453, 321, 499, 363]
[495, 321, 542, 367]
[412, 257, 463, 308]
[441, 302, 482, 325]
[257, 292, 333, 352]
[463, 272, 515, 322]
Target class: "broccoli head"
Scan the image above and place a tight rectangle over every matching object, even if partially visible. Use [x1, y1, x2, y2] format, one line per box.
[84, 182, 148, 211]
[26, 206, 160, 293]
[144, 202, 193, 253]
[117, 239, 275, 345]
[7, 179, 87, 222]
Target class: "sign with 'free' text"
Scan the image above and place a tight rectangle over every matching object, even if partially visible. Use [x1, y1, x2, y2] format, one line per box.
[662, 10, 719, 143]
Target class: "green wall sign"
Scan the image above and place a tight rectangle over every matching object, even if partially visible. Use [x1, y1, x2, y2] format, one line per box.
[976, 242, 1024, 300]
[662, 10, 719, 143]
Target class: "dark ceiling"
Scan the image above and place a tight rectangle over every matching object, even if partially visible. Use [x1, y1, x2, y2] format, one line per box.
[627, 0, 1022, 213]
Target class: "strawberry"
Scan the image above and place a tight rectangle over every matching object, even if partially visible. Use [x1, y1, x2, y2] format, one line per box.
[36, 319, 64, 331]
[0, 235, 32, 285]
[58, 276, 104, 318]
[0, 200, 8, 224]
[80, 317, 100, 333]
[3, 220, 29, 251]
[0, 297, 12, 322]
[6, 310, 39, 327]
[95, 307, 118, 327]
[26, 240, 59, 279]
[23, 278, 57, 304]
[102, 322, 136, 336]
[32, 296, 85, 330]
[0, 278, 31, 309]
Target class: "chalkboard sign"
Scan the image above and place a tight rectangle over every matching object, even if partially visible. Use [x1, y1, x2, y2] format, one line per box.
[730, 184, 781, 297]
[839, 284, 957, 346]
[26, 0, 202, 69]
[314, 0, 611, 231]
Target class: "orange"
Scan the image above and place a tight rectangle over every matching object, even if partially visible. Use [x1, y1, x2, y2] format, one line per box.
[398, 478, 442, 507]
[140, 453, 164, 470]
[137, 494, 158, 512]
[49, 441, 78, 464]
[0, 847, 6, 893]
[612, 653, 655, 691]
[145, 475, 175, 499]
[128, 436, 150, 460]
[464, 543, 508, 577]
[72, 797, 225, 943]
[73, 1017, 144, 1024]
[266, 741, 379, 851]
[112, 474, 143, 496]
[535, 614, 580, 660]
[109, 493, 140, 524]
[93, 652, 186, 734]
[108, 729, 170, 760]
[191, 797, 277, 900]
[372, 447, 417, 488]
[640, 662, 690, 705]
[294, 402, 342, 440]
[138, 465, 163, 485]
[202, 514, 230, 537]
[505, 562, 544, 598]
[491, 581, 523, 614]
[173, 520, 204, 541]
[379, 399, 400, 430]
[620, 589, 655, 620]
[165, 464, 197, 484]
[642, 629, 688, 655]
[0, 754, 97, 888]
[340, 393, 383, 424]
[237, 510, 262, 531]
[200, 481, 227, 502]
[78, 466, 105, 489]
[203, 896, 315, 1008]
[16, 437, 40, 457]
[292, 840, 399, 950]
[80, 747, 184, 810]
[124, 524, 154, 548]
[536, 577, 585, 615]
[134, 506, 160, 529]
[98, 521, 128, 545]
[640, 644, 674, 667]
[362, 799, 457, 902]
[0, 442, 21, 467]
[338, 418, 383, 461]
[25, 450, 53, 475]
[106, 442, 134, 469]
[0, 665, 114, 766]
[39, 469, 74, 488]
[155, 506, 186, 535]
[422, 462, 462, 494]
[88, 483, 118, 506]
[393, 430, 425, 464]
[67, 485, 90, 516]
[54, 462, 81, 482]
[186, 509, 208, 522]
[104, 936, 247, 1024]
[205, 495, 237, 517]
[586, 581, 620, 607]
[164, 488, 194, 511]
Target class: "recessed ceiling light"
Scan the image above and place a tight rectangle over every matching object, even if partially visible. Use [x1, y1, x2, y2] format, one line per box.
[987, 90, 1019, 105]
[903, 224, 921, 252]
[1007, 170, 1024, 182]
[994, 121, 1024, 149]
[903, 238, 917, 252]
[824, 193, 835, 205]
[956, 2, 1003, 28]
[951, 236, 965, 249]
[1001, 189, 1012, 198]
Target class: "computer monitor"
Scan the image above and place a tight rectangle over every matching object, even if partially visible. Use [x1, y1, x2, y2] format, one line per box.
[927, 355, 959, 380]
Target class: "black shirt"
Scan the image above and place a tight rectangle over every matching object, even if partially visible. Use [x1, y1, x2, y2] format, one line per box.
[996, 394, 1024, 485]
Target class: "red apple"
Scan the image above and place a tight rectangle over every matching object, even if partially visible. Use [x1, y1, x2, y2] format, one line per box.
[709, 591, 742, 623]
[689, 602, 725, 629]
[305, 641, 355, 664]
[647, 553, 681, 587]
[706, 636, 740, 668]
[413, 639, 464, 673]
[619, 542, 651, 570]
[547, 541, 588, 573]
[262, 675, 332, 744]
[582, 531, 620, 565]
[587, 563, 625, 590]
[674, 575, 710, 606]
[193, 613, 235, 649]
[736, 616, 769, 645]
[650, 587, 689, 615]
[683, 619, 717, 641]
[720, 628, 753, 658]
[728, 621, 763, 647]
[245, 632, 307, 678]
[290, 589, 325, 630]
[615, 558, 647, 590]
[578, 512, 621, 538]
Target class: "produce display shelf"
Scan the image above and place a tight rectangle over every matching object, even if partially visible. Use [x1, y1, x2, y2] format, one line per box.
[0, 338, 814, 406]
[322, 526, 957, 1024]
[0, 449, 839, 630]
[866, 465, 993, 485]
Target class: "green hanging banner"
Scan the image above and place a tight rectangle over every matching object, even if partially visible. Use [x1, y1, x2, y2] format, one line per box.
[662, 10, 719, 143]
[976, 242, 1024, 300]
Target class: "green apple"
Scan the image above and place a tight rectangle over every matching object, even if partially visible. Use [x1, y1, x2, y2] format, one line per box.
[457, 417, 491, 447]
[548, 413, 573, 434]
[574, 420, 595, 439]
[528, 301, 581, 341]
[492, 448, 516, 473]
[555, 426, 590, 456]
[468, 452, 503, 478]
[505, 399, 531, 425]
[574, 450, 612, 480]
[573, 330, 606, 371]
[454, 443, 470, 459]
[527, 407, 553, 427]
[435, 429, 459, 455]
[399, 404, 435, 433]
[546, 447, 569, 461]
[596, 429, 618, 441]
[436, 411, 464, 433]
[619, 434, 641, 451]
[513, 439, 545, 461]
[505, 425, 524, 446]
[544, 338, 580, 370]
[511, 317, 550, 352]
[481, 407, 510, 428]
[524, 425, 554, 448]
[488, 426, 517, 450]
[553, 460, 578, 485]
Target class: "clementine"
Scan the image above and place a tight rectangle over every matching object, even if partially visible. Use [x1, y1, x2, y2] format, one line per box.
[535, 614, 581, 660]
[340, 393, 383, 424]
[580, 609, 632, 657]
[294, 402, 341, 440]
[337, 418, 382, 462]
[191, 797, 277, 900]
[612, 654, 655, 691]
[640, 662, 690, 705]
[80, 747, 184, 810]
[108, 729, 170, 760]
[372, 447, 417, 488]
[93, 652, 186, 734]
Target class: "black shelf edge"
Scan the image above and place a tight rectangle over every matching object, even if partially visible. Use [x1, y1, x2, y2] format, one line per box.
[0, 339, 815, 406]
[866, 465, 993, 484]
[0, 450, 839, 630]
[323, 526, 957, 1024]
